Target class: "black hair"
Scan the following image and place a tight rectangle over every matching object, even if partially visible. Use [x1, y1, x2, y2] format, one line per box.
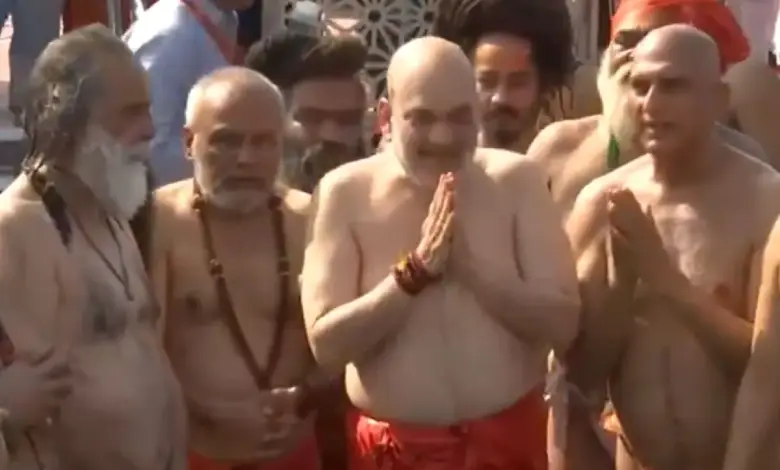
[433, 0, 576, 92]
[244, 31, 367, 90]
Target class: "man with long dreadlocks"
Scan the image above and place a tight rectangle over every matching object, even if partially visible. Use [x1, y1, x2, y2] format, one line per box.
[432, 0, 601, 154]
[0, 25, 187, 470]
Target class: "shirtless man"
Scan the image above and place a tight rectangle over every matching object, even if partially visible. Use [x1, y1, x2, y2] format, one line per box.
[565, 25, 780, 470]
[301, 36, 580, 469]
[527, 0, 761, 220]
[0, 25, 186, 470]
[150, 67, 322, 470]
[432, 0, 598, 154]
[722, 202, 780, 470]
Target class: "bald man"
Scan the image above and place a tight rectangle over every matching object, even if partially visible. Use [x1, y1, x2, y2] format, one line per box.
[564, 25, 780, 470]
[301, 37, 579, 470]
[527, 0, 768, 221]
[149, 67, 322, 470]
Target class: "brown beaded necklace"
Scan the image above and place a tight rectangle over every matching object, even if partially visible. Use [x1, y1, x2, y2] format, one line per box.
[190, 183, 291, 390]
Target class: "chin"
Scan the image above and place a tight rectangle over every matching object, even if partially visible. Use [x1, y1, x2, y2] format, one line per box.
[103, 162, 149, 220]
[212, 191, 267, 213]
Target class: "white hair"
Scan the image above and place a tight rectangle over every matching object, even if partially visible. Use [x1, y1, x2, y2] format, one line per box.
[184, 66, 283, 127]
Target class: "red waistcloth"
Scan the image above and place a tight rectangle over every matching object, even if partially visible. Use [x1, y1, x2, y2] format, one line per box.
[347, 388, 548, 470]
[611, 0, 749, 70]
[188, 432, 320, 470]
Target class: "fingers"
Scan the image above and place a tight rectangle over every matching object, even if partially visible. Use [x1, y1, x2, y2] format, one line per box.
[421, 174, 448, 236]
[609, 49, 633, 76]
[430, 190, 455, 247]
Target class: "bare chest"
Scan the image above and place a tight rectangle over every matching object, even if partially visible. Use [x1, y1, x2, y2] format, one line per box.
[58, 226, 157, 346]
[354, 181, 516, 291]
[167, 211, 303, 330]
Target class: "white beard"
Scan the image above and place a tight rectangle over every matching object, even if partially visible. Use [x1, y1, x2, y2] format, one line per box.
[597, 51, 641, 158]
[73, 127, 150, 220]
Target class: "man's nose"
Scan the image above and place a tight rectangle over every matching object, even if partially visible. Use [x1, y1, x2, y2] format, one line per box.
[489, 83, 512, 106]
[640, 85, 663, 116]
[428, 121, 454, 146]
[317, 119, 350, 144]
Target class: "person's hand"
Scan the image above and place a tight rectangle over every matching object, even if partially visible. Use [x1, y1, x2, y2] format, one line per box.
[607, 188, 684, 296]
[597, 45, 633, 103]
[253, 387, 307, 461]
[415, 173, 455, 276]
[608, 226, 638, 293]
[0, 348, 72, 430]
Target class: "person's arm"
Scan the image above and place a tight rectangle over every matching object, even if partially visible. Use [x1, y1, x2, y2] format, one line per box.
[455, 158, 580, 354]
[130, 30, 197, 186]
[148, 192, 172, 343]
[301, 172, 414, 372]
[723, 219, 780, 470]
[660, 255, 755, 378]
[563, 183, 635, 396]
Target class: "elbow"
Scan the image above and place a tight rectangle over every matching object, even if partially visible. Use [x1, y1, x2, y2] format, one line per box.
[307, 316, 351, 374]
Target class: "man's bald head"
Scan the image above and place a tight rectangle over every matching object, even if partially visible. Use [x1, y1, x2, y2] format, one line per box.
[185, 67, 283, 128]
[184, 67, 287, 213]
[634, 24, 722, 83]
[629, 24, 729, 159]
[379, 37, 479, 188]
[386, 37, 475, 103]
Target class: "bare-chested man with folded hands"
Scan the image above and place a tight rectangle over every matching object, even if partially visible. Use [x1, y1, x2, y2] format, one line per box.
[301, 36, 579, 470]
[565, 24, 780, 470]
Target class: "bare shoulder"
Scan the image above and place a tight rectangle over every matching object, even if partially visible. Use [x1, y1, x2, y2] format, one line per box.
[576, 155, 653, 199]
[476, 148, 547, 188]
[280, 186, 311, 217]
[316, 153, 384, 201]
[152, 178, 194, 215]
[527, 116, 599, 164]
[0, 176, 64, 246]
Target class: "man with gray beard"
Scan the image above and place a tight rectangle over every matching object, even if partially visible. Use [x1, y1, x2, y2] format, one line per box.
[527, 1, 765, 222]
[0, 25, 186, 470]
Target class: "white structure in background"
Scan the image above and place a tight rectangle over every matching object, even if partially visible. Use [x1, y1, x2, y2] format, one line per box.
[263, 0, 607, 98]
[725, 0, 780, 61]
[264, 0, 442, 97]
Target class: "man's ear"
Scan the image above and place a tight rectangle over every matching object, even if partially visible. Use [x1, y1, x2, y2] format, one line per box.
[377, 97, 391, 136]
[182, 127, 194, 161]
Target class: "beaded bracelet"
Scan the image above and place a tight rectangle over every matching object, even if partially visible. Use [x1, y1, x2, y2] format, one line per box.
[392, 252, 438, 295]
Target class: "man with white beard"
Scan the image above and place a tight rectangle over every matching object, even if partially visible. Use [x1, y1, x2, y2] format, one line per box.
[0, 25, 187, 470]
[527, 1, 765, 222]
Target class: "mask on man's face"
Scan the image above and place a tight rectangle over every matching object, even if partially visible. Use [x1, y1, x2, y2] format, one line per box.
[73, 126, 150, 220]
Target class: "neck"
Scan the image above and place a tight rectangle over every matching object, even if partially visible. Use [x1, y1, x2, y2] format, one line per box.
[651, 134, 720, 188]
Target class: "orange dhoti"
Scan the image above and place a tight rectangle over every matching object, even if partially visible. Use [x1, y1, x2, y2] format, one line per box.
[188, 432, 321, 470]
[348, 387, 548, 470]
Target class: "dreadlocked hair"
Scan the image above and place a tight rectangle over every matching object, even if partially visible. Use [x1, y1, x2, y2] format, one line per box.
[433, 0, 576, 93]
[21, 24, 134, 246]
[244, 31, 367, 90]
